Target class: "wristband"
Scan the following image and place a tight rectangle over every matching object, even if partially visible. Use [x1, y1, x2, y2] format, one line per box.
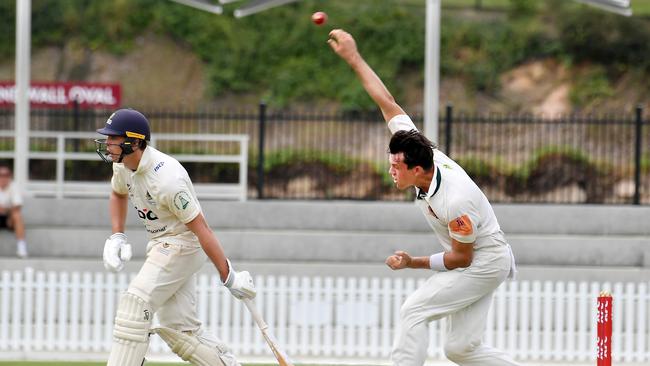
[223, 259, 234, 287]
[429, 252, 448, 271]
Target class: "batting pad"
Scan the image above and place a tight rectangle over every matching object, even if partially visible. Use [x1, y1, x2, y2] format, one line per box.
[155, 326, 236, 366]
[107, 292, 153, 366]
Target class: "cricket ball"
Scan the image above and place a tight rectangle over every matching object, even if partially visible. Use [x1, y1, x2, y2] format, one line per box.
[311, 11, 327, 26]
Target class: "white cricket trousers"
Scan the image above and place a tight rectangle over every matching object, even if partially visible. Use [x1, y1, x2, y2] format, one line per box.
[391, 245, 521, 366]
[128, 241, 208, 330]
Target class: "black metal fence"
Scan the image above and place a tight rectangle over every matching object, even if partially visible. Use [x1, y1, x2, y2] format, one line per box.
[0, 104, 647, 204]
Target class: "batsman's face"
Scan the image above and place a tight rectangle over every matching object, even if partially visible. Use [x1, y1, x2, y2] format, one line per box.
[105, 135, 126, 162]
[388, 153, 416, 190]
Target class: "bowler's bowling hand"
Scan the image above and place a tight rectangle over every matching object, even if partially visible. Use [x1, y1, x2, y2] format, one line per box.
[327, 29, 360, 65]
[386, 250, 412, 270]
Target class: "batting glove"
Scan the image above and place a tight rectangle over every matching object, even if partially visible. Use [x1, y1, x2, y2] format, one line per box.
[102, 233, 132, 273]
[223, 259, 256, 300]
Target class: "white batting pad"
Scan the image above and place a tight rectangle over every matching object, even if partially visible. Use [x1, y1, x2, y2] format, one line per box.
[155, 326, 239, 366]
[107, 292, 153, 366]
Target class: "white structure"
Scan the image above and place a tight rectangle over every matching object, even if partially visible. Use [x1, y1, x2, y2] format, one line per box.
[1, 268, 648, 363]
[0, 131, 249, 201]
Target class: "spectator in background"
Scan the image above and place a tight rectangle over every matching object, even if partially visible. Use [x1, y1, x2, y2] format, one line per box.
[0, 165, 28, 258]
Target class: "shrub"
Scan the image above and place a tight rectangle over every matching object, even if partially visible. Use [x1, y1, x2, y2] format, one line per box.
[515, 146, 617, 202]
[570, 66, 615, 107]
[455, 156, 504, 187]
[557, 4, 650, 70]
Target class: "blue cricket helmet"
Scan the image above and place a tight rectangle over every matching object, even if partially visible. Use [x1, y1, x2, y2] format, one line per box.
[97, 109, 151, 141]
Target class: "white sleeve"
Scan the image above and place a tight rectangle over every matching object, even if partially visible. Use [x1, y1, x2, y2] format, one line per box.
[446, 198, 480, 244]
[110, 164, 129, 195]
[162, 177, 201, 224]
[387, 114, 419, 135]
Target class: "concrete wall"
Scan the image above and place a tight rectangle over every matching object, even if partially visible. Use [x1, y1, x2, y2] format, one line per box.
[1, 198, 648, 273]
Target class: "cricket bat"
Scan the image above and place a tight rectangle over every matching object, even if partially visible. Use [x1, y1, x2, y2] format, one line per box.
[243, 298, 295, 366]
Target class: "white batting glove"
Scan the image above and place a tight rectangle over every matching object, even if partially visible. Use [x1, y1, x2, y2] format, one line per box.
[223, 260, 256, 300]
[103, 233, 132, 273]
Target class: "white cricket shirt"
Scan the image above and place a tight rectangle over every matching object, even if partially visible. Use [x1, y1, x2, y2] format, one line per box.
[388, 114, 508, 252]
[111, 146, 202, 247]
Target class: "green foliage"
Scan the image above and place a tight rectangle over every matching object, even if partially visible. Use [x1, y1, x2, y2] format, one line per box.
[252, 148, 394, 188]
[0, 1, 157, 56]
[517, 145, 593, 180]
[455, 146, 620, 202]
[440, 14, 558, 91]
[642, 154, 650, 175]
[507, 0, 539, 18]
[2, 0, 649, 109]
[0, 2, 15, 58]
[151, 0, 424, 110]
[570, 66, 614, 107]
[455, 155, 501, 183]
[557, 4, 650, 70]
[257, 149, 356, 174]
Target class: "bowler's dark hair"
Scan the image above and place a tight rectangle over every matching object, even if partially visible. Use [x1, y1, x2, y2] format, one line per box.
[388, 129, 436, 170]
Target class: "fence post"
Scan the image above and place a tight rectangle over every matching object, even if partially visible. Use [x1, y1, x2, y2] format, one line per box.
[257, 102, 267, 199]
[73, 99, 80, 152]
[633, 105, 643, 205]
[445, 104, 453, 158]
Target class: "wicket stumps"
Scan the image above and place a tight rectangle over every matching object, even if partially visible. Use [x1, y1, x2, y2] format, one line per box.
[596, 291, 613, 366]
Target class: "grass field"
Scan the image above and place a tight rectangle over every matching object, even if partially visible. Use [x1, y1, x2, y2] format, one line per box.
[0, 363, 185, 366]
[0, 363, 281, 366]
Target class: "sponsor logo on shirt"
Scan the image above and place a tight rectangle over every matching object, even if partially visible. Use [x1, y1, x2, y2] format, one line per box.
[173, 191, 192, 210]
[146, 225, 167, 234]
[135, 206, 158, 220]
[145, 191, 156, 206]
[154, 161, 165, 172]
[449, 214, 473, 236]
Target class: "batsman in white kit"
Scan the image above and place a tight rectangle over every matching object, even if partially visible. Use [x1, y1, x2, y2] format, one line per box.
[94, 109, 256, 366]
[328, 30, 520, 366]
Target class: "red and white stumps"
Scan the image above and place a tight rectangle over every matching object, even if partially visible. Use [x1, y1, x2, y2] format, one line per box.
[597, 291, 613, 366]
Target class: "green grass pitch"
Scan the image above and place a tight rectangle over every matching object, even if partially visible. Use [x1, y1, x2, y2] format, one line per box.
[0, 363, 185, 366]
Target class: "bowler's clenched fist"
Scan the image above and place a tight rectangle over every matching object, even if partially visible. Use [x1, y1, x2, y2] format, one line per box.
[386, 250, 412, 270]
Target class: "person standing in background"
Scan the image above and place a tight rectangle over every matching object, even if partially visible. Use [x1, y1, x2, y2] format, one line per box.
[0, 165, 28, 258]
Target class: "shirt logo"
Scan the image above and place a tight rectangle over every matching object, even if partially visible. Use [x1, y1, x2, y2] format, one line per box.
[154, 161, 165, 172]
[135, 206, 158, 220]
[449, 215, 473, 236]
[145, 191, 156, 206]
[173, 191, 192, 210]
[147, 225, 167, 234]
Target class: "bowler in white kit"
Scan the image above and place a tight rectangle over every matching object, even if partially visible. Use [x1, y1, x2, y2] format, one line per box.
[328, 29, 520, 366]
[95, 109, 256, 366]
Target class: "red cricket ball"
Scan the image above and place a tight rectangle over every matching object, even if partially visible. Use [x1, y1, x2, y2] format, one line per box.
[311, 11, 327, 26]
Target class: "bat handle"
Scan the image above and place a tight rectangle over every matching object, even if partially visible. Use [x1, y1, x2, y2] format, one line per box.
[243, 298, 269, 331]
